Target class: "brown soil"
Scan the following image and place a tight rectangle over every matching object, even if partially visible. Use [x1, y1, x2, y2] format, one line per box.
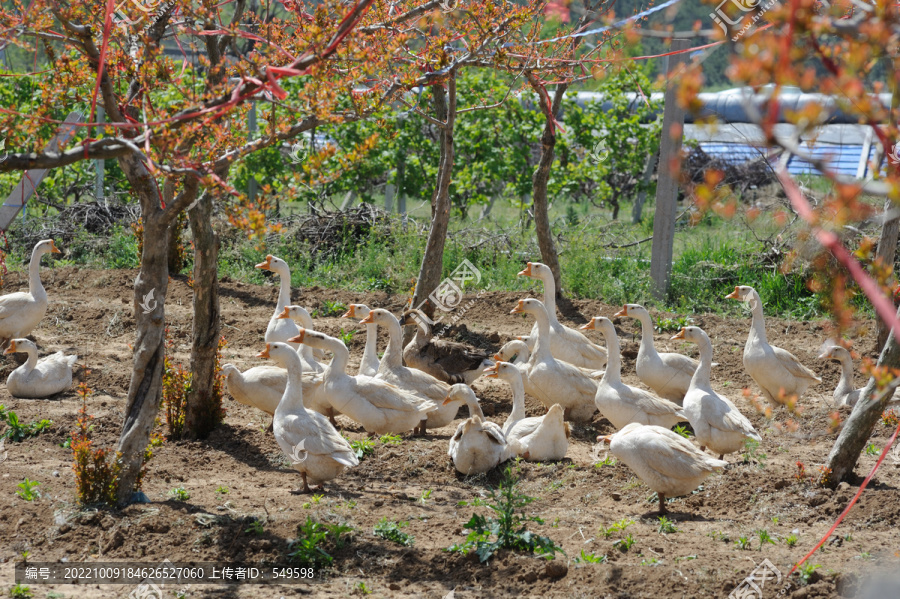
[1, 267, 898, 599]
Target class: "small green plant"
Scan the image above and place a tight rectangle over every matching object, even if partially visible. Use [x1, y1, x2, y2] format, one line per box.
[771, 516, 779, 525]
[319, 300, 347, 317]
[796, 563, 820, 586]
[379, 433, 402, 445]
[374, 518, 414, 546]
[418, 489, 432, 504]
[741, 438, 767, 468]
[709, 530, 730, 542]
[0, 406, 52, 442]
[8, 584, 33, 599]
[338, 328, 355, 345]
[349, 438, 375, 459]
[858, 551, 872, 560]
[613, 533, 635, 552]
[673, 425, 693, 439]
[641, 557, 660, 566]
[216, 485, 229, 495]
[287, 517, 354, 568]
[593, 455, 616, 468]
[785, 533, 799, 547]
[657, 516, 678, 534]
[311, 494, 324, 505]
[168, 487, 190, 502]
[865, 443, 879, 456]
[735, 536, 752, 550]
[16, 479, 40, 501]
[575, 549, 607, 563]
[245, 518, 265, 535]
[354, 582, 372, 595]
[655, 316, 691, 333]
[600, 518, 634, 538]
[757, 529, 776, 548]
[19, 550, 29, 563]
[447, 466, 563, 563]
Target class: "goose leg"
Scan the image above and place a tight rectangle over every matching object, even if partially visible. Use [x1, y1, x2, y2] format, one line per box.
[290, 472, 312, 495]
[657, 493, 667, 515]
[718, 454, 724, 460]
[327, 408, 338, 428]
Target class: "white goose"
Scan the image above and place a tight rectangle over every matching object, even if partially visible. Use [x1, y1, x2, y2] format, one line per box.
[818, 345, 863, 408]
[444, 384, 508, 475]
[600, 423, 727, 514]
[364, 309, 452, 434]
[672, 326, 761, 459]
[221, 363, 326, 422]
[485, 361, 569, 461]
[614, 304, 698, 404]
[511, 299, 599, 422]
[5, 338, 76, 398]
[276, 306, 324, 374]
[518, 262, 607, 369]
[260, 342, 358, 493]
[582, 317, 685, 430]
[495, 339, 603, 379]
[341, 304, 380, 377]
[0, 239, 60, 348]
[288, 329, 435, 435]
[256, 255, 301, 350]
[726, 285, 820, 405]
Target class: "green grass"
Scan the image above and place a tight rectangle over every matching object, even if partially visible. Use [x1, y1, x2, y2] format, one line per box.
[373, 518, 414, 546]
[287, 517, 354, 568]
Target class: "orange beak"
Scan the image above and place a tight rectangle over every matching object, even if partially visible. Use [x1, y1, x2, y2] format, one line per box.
[442, 394, 456, 406]
[287, 329, 306, 345]
[276, 306, 291, 320]
[50, 240, 61, 254]
[517, 262, 533, 277]
[341, 305, 357, 319]
[725, 286, 740, 300]
[817, 350, 832, 360]
[360, 312, 375, 325]
[492, 353, 503, 361]
[671, 328, 686, 341]
[256, 343, 271, 359]
[483, 363, 500, 378]
[509, 300, 526, 314]
[613, 305, 628, 318]
[579, 320, 596, 330]
[4, 340, 17, 354]
[598, 435, 613, 445]
[255, 255, 273, 270]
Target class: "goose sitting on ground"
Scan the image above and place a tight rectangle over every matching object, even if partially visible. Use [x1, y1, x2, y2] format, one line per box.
[221, 363, 326, 423]
[401, 309, 493, 385]
[726, 285, 821, 405]
[0, 239, 61, 349]
[259, 342, 358, 494]
[614, 304, 698, 404]
[444, 384, 508, 475]
[818, 344, 863, 408]
[4, 338, 76, 398]
[256, 255, 301, 350]
[341, 304, 380, 377]
[510, 299, 599, 422]
[517, 262, 607, 369]
[581, 317, 685, 430]
[288, 329, 436, 435]
[485, 361, 569, 461]
[276, 306, 325, 374]
[363, 309, 452, 434]
[599, 423, 727, 514]
[672, 326, 761, 459]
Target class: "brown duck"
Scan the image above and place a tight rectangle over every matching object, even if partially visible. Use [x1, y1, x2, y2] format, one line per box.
[401, 309, 493, 385]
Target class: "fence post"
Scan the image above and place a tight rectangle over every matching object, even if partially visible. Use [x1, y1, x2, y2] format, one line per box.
[650, 39, 690, 301]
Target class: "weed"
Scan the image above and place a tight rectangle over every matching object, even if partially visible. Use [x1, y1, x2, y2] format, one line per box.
[575, 550, 607, 563]
[19, 551, 29, 563]
[162, 333, 227, 440]
[641, 557, 660, 566]
[600, 518, 634, 539]
[757, 529, 776, 548]
[319, 300, 347, 317]
[613, 534, 635, 552]
[795, 461, 807, 480]
[735, 536, 752, 550]
[0, 406, 52, 442]
[883, 409, 899, 427]
[418, 489, 432, 504]
[312, 494, 324, 504]
[865, 443, 879, 456]
[593, 455, 616, 468]
[169, 487, 190, 502]
[9, 584, 33, 599]
[447, 466, 563, 563]
[379, 434, 402, 445]
[796, 563, 820, 586]
[785, 533, 799, 547]
[374, 518, 414, 546]
[216, 485, 229, 495]
[673, 425, 693, 439]
[741, 438, 767, 468]
[287, 516, 354, 568]
[354, 582, 372, 595]
[16, 479, 40, 501]
[771, 516, 779, 526]
[858, 551, 872, 560]
[245, 518, 265, 535]
[349, 438, 375, 459]
[709, 530, 730, 542]
[656, 316, 691, 333]
[657, 516, 678, 534]
[338, 328, 355, 345]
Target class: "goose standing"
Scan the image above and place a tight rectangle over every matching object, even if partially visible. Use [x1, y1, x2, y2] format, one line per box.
[614, 304, 698, 404]
[581, 317, 685, 429]
[401, 309, 492, 385]
[599, 423, 727, 514]
[276, 306, 325, 374]
[726, 285, 821, 405]
[517, 262, 607, 369]
[259, 342, 358, 493]
[818, 345, 863, 408]
[0, 239, 60, 349]
[511, 299, 599, 422]
[5, 338, 76, 398]
[672, 326, 761, 459]
[256, 255, 301, 349]
[495, 338, 603, 379]
[485, 361, 569, 461]
[444, 384, 508, 474]
[341, 304, 380, 377]
[288, 329, 435, 435]
[221, 363, 326, 422]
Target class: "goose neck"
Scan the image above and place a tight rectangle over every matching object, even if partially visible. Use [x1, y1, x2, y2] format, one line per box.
[506, 374, 527, 422]
[363, 323, 378, 361]
[465, 395, 486, 419]
[748, 294, 768, 345]
[530, 308, 553, 360]
[380, 316, 404, 368]
[322, 338, 349, 375]
[635, 312, 658, 358]
[274, 266, 292, 310]
[600, 323, 622, 383]
[835, 355, 855, 398]
[277, 353, 307, 414]
[28, 249, 47, 299]
[540, 273, 557, 318]
[692, 335, 713, 389]
[21, 347, 38, 372]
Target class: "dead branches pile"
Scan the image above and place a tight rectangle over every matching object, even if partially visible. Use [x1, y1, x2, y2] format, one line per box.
[682, 145, 777, 197]
[8, 200, 139, 251]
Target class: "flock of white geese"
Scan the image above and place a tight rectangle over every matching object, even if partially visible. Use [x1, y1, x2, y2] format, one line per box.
[0, 241, 878, 514]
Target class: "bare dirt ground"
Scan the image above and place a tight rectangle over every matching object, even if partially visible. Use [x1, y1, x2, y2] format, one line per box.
[0, 267, 898, 599]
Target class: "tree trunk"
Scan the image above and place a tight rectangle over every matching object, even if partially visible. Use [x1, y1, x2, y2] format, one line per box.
[184, 189, 221, 439]
[632, 151, 658, 224]
[824, 304, 900, 487]
[410, 73, 457, 322]
[167, 212, 185, 275]
[527, 74, 565, 300]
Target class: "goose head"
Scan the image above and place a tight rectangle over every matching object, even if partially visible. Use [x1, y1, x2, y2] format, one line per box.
[509, 298, 547, 318]
[256, 342, 298, 369]
[254, 254, 289, 276]
[3, 338, 37, 356]
[613, 303, 648, 319]
[35, 239, 61, 257]
[287, 328, 328, 350]
[443, 383, 476, 406]
[277, 305, 314, 327]
[818, 344, 851, 363]
[579, 316, 614, 336]
[493, 339, 529, 363]
[670, 325, 709, 345]
[725, 285, 760, 310]
[359, 308, 399, 328]
[517, 261, 552, 281]
[482, 361, 519, 382]
[341, 303, 371, 321]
